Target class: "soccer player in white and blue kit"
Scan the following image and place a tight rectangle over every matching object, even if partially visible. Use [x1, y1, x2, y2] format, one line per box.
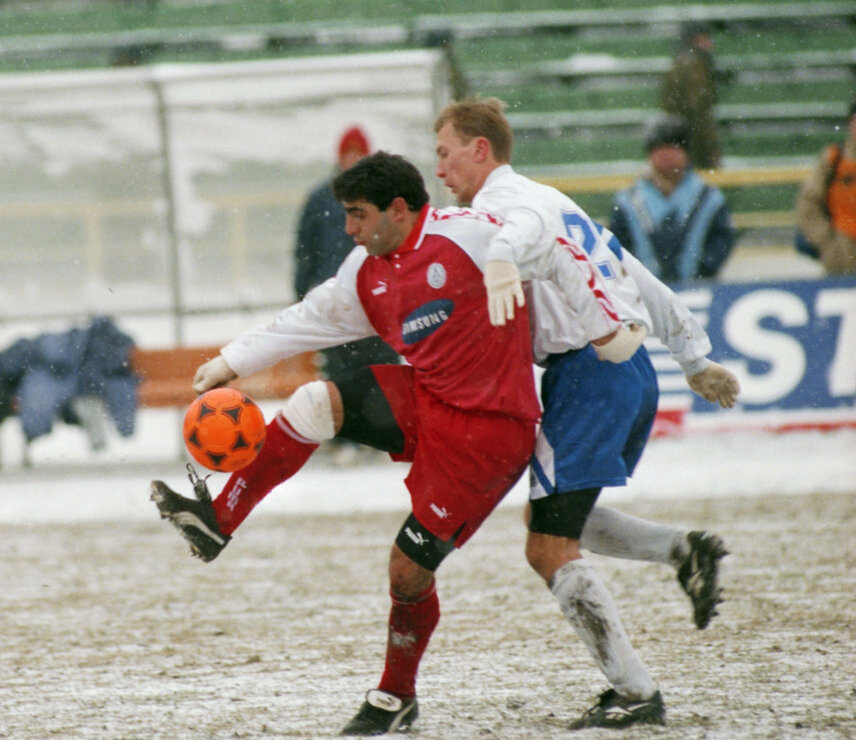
[434, 98, 739, 730]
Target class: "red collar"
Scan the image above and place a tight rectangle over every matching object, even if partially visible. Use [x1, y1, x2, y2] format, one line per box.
[388, 204, 431, 257]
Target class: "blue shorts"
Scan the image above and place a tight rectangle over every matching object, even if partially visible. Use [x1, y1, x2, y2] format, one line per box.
[529, 345, 658, 499]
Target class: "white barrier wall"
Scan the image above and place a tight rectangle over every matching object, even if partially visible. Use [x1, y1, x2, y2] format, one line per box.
[0, 51, 451, 344]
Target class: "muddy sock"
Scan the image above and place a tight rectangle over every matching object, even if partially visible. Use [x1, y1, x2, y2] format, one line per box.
[550, 559, 656, 700]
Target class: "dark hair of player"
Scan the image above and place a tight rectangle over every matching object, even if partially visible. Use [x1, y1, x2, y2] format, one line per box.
[332, 150, 429, 212]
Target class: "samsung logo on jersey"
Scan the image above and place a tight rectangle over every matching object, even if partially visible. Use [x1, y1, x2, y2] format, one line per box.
[401, 299, 454, 344]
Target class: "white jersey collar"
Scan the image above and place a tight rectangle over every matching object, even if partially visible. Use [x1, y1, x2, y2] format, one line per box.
[481, 164, 515, 192]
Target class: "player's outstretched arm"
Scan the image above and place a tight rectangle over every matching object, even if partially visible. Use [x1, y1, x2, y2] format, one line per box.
[484, 260, 525, 326]
[687, 362, 740, 408]
[193, 355, 237, 395]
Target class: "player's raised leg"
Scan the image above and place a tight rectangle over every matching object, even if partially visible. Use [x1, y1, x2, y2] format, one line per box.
[151, 380, 336, 560]
[581, 506, 729, 629]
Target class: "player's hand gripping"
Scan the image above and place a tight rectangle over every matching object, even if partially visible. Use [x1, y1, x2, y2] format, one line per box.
[192, 355, 237, 395]
[687, 362, 740, 408]
[484, 260, 525, 326]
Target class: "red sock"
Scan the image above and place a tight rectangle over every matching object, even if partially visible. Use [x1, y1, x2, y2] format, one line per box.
[212, 412, 319, 535]
[378, 582, 440, 699]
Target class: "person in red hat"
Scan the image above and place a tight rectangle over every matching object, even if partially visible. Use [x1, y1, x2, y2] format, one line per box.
[294, 126, 401, 462]
[337, 126, 371, 170]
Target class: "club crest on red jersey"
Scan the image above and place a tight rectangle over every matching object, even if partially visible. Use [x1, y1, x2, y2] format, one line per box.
[401, 299, 454, 344]
[427, 262, 447, 289]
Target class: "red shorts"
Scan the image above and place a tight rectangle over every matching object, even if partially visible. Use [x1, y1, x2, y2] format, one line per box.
[371, 365, 535, 547]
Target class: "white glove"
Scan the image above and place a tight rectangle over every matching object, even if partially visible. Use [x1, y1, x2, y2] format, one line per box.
[192, 355, 237, 395]
[687, 362, 740, 408]
[484, 260, 525, 327]
[592, 324, 647, 363]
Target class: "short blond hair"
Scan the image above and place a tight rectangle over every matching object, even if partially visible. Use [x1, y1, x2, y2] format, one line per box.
[433, 97, 513, 163]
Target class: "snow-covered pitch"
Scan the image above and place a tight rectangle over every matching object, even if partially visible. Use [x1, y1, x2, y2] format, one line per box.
[2, 425, 855, 738]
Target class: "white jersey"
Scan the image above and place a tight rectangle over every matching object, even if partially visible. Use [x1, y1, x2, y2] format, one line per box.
[474, 165, 711, 371]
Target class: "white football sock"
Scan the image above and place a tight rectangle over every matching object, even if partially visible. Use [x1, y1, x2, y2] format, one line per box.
[550, 559, 656, 700]
[580, 506, 687, 567]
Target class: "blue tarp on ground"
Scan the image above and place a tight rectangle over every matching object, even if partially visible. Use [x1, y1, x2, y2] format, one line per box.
[0, 316, 138, 442]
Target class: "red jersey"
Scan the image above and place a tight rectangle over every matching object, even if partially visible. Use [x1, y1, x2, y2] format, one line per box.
[222, 205, 540, 423]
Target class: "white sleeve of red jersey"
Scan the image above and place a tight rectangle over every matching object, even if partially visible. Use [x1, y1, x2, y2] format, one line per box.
[221, 248, 376, 378]
[620, 249, 712, 375]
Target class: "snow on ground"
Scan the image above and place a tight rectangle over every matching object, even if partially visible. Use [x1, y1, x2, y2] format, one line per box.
[2, 402, 854, 524]
[2, 410, 854, 739]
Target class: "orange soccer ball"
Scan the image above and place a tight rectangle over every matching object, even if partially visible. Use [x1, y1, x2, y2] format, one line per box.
[183, 388, 266, 472]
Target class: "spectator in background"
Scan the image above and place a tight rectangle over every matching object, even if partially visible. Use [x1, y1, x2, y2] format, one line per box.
[295, 126, 374, 303]
[294, 126, 400, 461]
[610, 116, 735, 284]
[794, 99, 856, 274]
[661, 21, 721, 170]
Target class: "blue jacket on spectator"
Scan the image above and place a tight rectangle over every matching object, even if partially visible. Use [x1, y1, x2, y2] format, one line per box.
[610, 169, 735, 284]
[294, 181, 355, 301]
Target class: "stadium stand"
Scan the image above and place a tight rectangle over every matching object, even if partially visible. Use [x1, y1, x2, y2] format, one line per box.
[0, 1, 848, 306]
[0, 1, 851, 236]
[0, 3, 851, 156]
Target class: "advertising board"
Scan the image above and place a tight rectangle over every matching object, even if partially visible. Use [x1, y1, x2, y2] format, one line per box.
[651, 276, 856, 435]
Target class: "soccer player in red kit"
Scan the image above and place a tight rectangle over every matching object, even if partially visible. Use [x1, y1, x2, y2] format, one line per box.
[152, 152, 607, 735]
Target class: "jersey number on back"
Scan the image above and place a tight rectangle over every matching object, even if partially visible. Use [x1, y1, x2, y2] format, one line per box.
[561, 212, 622, 279]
